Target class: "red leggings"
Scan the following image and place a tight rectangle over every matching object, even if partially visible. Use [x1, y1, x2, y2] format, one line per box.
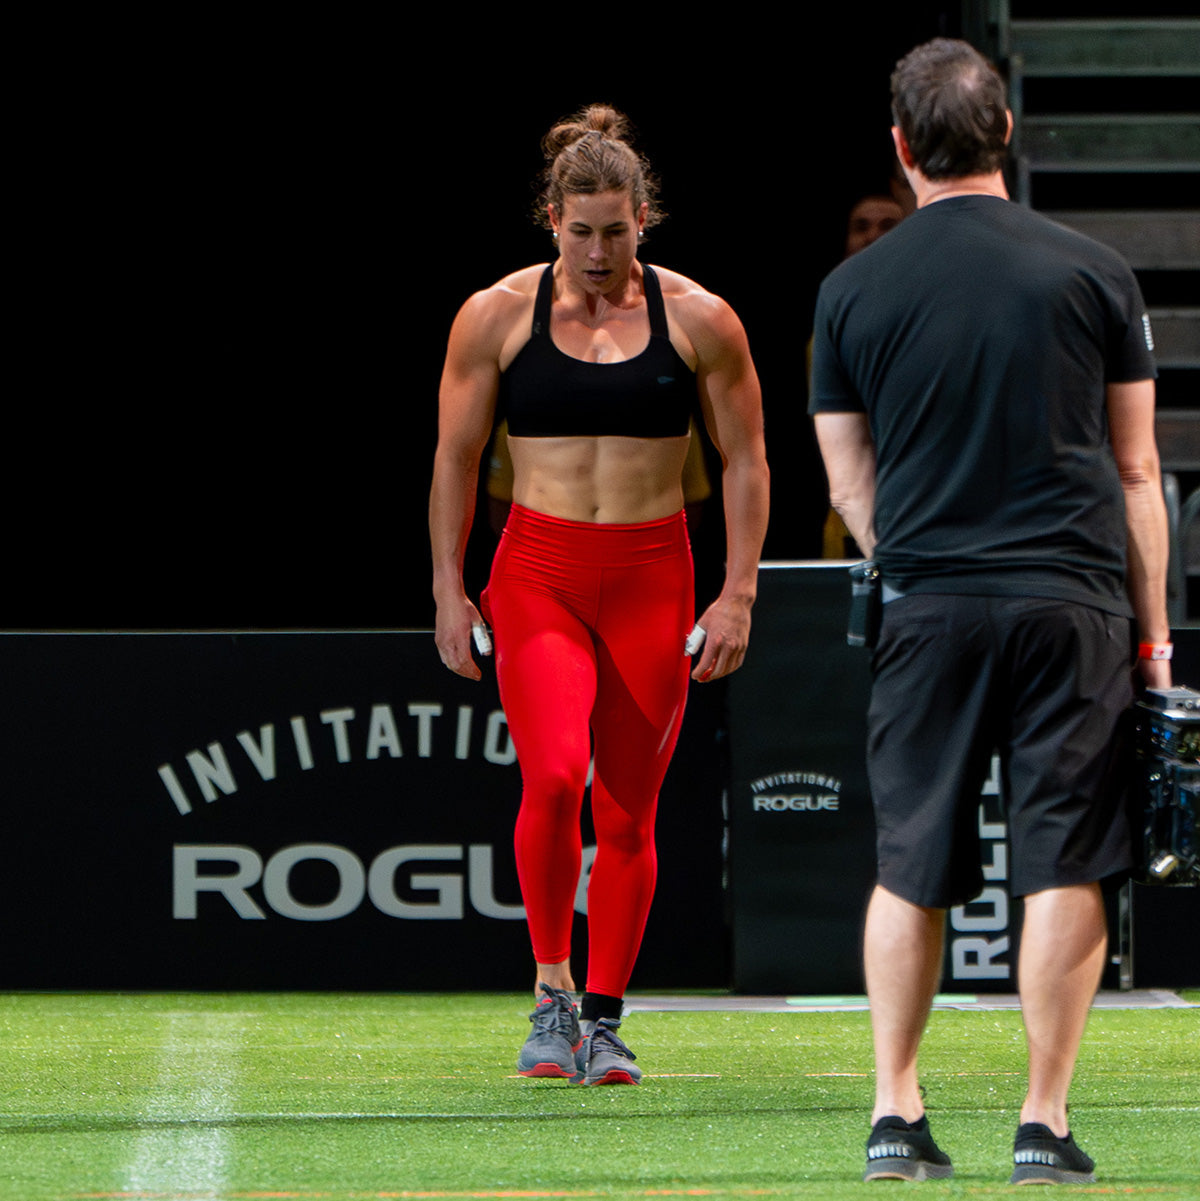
[481, 503, 694, 997]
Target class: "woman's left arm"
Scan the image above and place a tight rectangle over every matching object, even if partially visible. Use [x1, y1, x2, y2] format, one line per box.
[687, 293, 770, 682]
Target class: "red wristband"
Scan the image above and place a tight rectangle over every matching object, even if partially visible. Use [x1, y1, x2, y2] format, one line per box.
[1138, 642, 1173, 661]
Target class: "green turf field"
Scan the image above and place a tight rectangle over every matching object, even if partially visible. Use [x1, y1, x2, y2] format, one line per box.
[1, 992, 1197, 1200]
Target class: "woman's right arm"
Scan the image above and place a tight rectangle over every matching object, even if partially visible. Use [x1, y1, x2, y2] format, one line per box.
[430, 291, 504, 680]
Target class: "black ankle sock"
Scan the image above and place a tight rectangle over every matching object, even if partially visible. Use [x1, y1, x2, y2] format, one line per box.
[580, 991, 623, 1022]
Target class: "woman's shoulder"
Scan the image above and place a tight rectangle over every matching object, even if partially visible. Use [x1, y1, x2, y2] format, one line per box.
[647, 264, 744, 346]
[465, 263, 549, 313]
[451, 264, 548, 352]
[643, 263, 704, 298]
[495, 262, 553, 294]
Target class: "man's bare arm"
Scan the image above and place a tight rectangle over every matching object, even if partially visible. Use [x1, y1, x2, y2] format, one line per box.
[814, 411, 878, 560]
[1107, 378, 1171, 689]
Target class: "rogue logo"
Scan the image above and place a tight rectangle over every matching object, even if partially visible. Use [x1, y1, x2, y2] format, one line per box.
[174, 842, 595, 922]
[753, 794, 839, 812]
[749, 769, 843, 813]
[948, 756, 1011, 981]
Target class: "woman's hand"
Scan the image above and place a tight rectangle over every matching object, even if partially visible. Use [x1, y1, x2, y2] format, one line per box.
[435, 592, 489, 680]
[690, 595, 752, 682]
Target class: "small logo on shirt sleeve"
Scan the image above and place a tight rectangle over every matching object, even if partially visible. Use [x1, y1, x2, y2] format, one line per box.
[1142, 312, 1155, 352]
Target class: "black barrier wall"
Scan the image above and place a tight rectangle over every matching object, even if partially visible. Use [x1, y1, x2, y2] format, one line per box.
[1, 632, 726, 990]
[727, 564, 879, 994]
[728, 567, 1200, 994]
[6, 614, 1196, 992]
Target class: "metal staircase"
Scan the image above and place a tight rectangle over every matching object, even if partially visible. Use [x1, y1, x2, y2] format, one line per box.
[972, 4, 1200, 621]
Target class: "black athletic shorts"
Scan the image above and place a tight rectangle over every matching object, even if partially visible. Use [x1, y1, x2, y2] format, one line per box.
[867, 593, 1134, 908]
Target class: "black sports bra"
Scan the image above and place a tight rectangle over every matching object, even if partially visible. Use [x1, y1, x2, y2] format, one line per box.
[498, 264, 698, 438]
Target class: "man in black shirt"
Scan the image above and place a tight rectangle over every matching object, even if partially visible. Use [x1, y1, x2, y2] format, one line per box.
[811, 38, 1170, 1185]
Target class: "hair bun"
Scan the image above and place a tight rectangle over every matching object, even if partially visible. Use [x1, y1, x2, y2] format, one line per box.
[542, 104, 632, 159]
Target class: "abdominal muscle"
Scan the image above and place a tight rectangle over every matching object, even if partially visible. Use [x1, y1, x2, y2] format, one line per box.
[509, 433, 690, 524]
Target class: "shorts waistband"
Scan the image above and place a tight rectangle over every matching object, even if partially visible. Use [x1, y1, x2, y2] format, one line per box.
[503, 503, 690, 567]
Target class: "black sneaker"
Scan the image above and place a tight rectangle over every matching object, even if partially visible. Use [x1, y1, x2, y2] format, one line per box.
[1010, 1122, 1096, 1185]
[864, 1114, 954, 1181]
[516, 984, 583, 1081]
[576, 1017, 642, 1085]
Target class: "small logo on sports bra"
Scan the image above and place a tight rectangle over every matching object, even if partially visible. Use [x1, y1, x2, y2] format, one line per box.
[657, 375, 676, 386]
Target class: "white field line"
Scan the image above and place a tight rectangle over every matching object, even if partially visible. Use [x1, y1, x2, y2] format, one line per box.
[101, 1103, 1197, 1121]
[123, 1011, 239, 1199]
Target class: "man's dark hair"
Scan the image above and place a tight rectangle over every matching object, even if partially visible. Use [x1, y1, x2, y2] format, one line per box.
[891, 39, 1009, 180]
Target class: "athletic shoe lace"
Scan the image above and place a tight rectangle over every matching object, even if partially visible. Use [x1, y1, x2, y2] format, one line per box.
[530, 996, 577, 1038]
[591, 1021, 636, 1061]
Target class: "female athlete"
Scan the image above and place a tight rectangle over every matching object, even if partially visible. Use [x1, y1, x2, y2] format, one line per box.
[430, 105, 769, 1084]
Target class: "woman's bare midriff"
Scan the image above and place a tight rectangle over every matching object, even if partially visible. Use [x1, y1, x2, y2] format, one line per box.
[509, 433, 691, 523]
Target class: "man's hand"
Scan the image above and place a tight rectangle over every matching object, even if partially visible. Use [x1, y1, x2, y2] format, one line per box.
[1136, 656, 1172, 691]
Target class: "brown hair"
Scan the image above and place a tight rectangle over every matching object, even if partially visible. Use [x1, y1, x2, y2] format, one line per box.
[890, 39, 1009, 180]
[535, 104, 664, 229]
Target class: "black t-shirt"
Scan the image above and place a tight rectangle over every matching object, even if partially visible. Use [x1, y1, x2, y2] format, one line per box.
[810, 195, 1156, 616]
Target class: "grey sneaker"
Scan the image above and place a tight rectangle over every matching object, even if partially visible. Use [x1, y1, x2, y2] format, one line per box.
[516, 984, 583, 1080]
[1010, 1122, 1096, 1185]
[576, 1017, 642, 1086]
[863, 1114, 953, 1181]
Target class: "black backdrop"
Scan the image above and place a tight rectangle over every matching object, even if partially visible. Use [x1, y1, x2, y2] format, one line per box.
[12, 7, 963, 633]
[0, 630, 727, 990]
